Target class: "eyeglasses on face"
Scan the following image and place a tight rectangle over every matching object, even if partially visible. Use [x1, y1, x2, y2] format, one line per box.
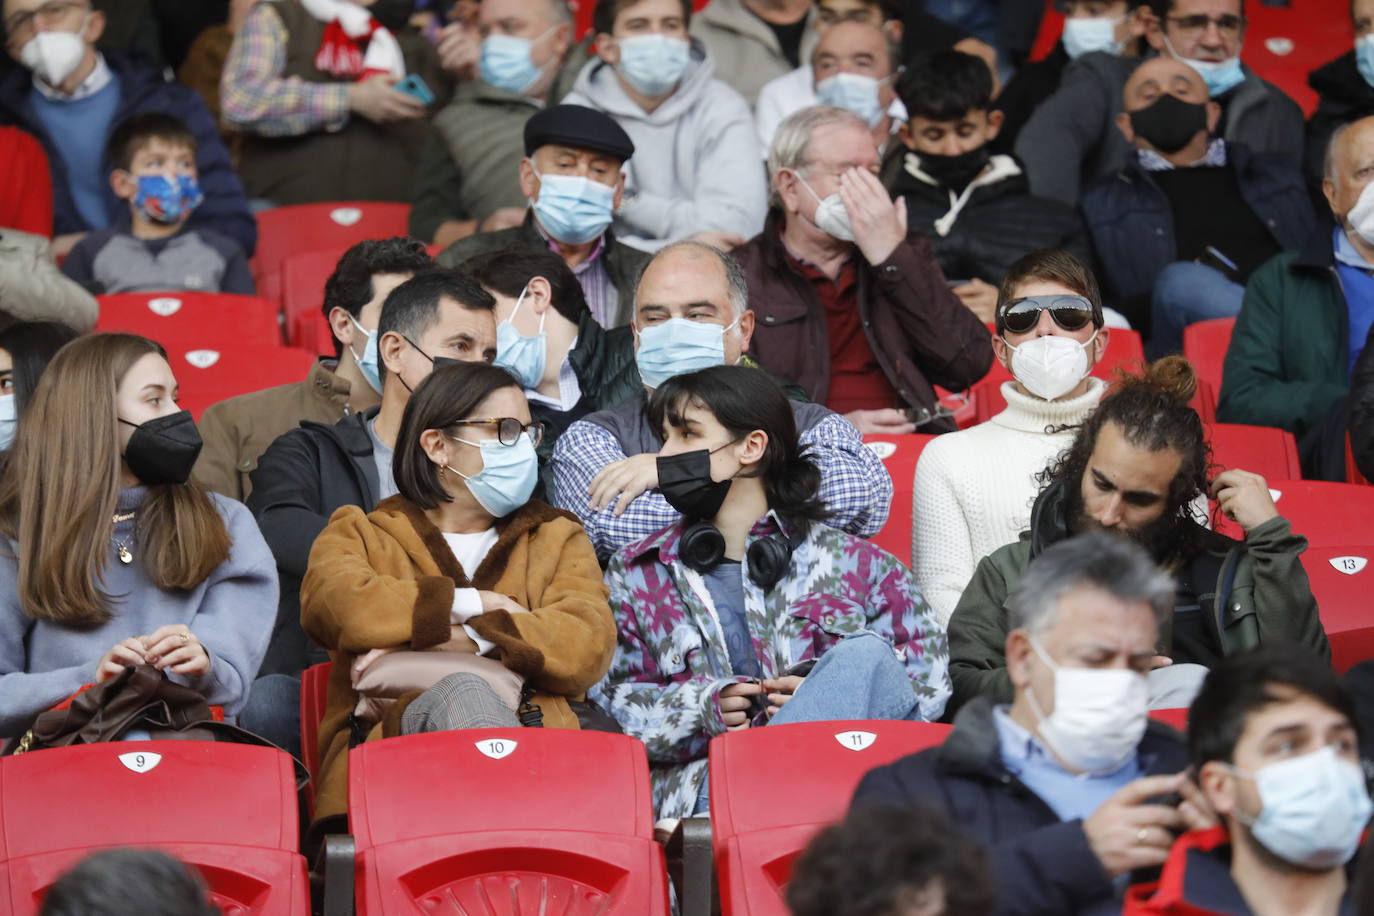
[4, 0, 87, 45]
[446, 418, 544, 448]
[1166, 13, 1244, 37]
[999, 294, 1096, 335]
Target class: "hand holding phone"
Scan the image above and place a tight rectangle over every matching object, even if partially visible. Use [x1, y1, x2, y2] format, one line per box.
[395, 73, 435, 106]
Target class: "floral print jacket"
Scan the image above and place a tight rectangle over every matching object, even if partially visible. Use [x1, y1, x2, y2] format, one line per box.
[590, 514, 950, 819]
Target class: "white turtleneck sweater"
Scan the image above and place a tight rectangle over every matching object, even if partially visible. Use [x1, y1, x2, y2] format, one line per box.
[913, 378, 1107, 627]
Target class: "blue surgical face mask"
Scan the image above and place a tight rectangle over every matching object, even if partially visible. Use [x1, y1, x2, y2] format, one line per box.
[1061, 16, 1124, 59]
[446, 431, 540, 518]
[531, 169, 616, 245]
[1225, 745, 1373, 869]
[132, 173, 204, 224]
[1163, 33, 1245, 97]
[0, 394, 16, 451]
[1358, 34, 1374, 90]
[480, 28, 555, 94]
[635, 316, 739, 389]
[348, 315, 383, 394]
[815, 72, 885, 127]
[615, 33, 690, 97]
[494, 283, 547, 390]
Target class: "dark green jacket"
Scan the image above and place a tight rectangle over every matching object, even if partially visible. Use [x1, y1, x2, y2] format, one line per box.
[1217, 232, 1348, 438]
[437, 212, 650, 328]
[946, 480, 1328, 715]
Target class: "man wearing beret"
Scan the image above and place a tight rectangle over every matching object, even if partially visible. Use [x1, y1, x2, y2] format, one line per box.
[437, 103, 650, 329]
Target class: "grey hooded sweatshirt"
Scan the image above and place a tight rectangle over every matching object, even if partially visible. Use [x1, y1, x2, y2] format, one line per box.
[563, 40, 767, 251]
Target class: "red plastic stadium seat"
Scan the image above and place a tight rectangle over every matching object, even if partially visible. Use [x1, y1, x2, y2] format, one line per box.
[1182, 318, 1235, 409]
[1213, 480, 1374, 545]
[161, 342, 317, 419]
[863, 434, 936, 566]
[300, 662, 332, 815]
[0, 741, 309, 915]
[1302, 546, 1374, 673]
[254, 202, 410, 304]
[971, 328, 1146, 423]
[1205, 422, 1302, 482]
[95, 292, 281, 347]
[281, 248, 347, 353]
[347, 729, 670, 915]
[709, 720, 952, 916]
[1149, 708, 1189, 732]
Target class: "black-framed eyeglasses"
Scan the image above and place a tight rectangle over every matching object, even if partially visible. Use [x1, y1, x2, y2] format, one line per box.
[446, 418, 544, 449]
[1166, 13, 1244, 36]
[1000, 294, 1095, 335]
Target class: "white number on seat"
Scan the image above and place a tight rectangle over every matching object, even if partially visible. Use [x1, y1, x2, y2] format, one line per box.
[185, 349, 220, 369]
[330, 207, 362, 226]
[118, 752, 162, 773]
[833, 731, 877, 752]
[1329, 556, 1368, 576]
[864, 442, 896, 460]
[147, 297, 182, 316]
[474, 738, 517, 760]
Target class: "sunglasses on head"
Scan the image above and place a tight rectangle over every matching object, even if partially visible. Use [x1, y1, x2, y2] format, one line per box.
[999, 294, 1095, 335]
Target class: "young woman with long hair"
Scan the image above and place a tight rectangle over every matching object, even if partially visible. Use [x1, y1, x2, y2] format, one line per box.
[592, 365, 951, 820]
[0, 333, 277, 736]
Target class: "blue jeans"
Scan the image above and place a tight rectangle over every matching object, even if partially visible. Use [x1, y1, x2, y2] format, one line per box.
[692, 634, 926, 813]
[238, 673, 301, 761]
[1148, 261, 1245, 359]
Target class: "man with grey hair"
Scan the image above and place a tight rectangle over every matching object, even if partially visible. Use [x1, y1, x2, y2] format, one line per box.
[1220, 115, 1374, 478]
[854, 531, 1218, 916]
[550, 239, 893, 561]
[733, 105, 993, 437]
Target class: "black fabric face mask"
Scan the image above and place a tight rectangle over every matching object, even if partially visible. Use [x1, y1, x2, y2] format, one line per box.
[369, 0, 416, 32]
[119, 410, 203, 486]
[1128, 93, 1209, 155]
[918, 144, 991, 191]
[657, 449, 732, 520]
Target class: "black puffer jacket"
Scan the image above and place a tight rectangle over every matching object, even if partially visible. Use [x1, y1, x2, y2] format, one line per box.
[247, 408, 381, 676]
[1307, 51, 1374, 196]
[890, 152, 1090, 285]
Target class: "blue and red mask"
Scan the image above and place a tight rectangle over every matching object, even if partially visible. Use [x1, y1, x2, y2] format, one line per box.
[133, 174, 204, 224]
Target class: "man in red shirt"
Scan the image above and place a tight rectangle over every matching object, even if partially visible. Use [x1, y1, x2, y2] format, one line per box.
[732, 104, 992, 435]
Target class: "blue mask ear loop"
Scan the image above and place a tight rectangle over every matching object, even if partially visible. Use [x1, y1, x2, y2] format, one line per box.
[508, 282, 547, 337]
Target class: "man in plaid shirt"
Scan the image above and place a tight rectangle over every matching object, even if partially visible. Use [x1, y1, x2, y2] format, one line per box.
[551, 239, 892, 563]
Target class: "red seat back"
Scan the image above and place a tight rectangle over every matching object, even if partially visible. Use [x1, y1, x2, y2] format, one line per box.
[862, 434, 936, 566]
[1183, 318, 1235, 407]
[1242, 2, 1350, 115]
[160, 342, 317, 419]
[95, 292, 281, 347]
[348, 729, 667, 915]
[300, 662, 332, 815]
[253, 202, 411, 303]
[1213, 480, 1374, 545]
[709, 720, 952, 916]
[972, 328, 1145, 423]
[1205, 422, 1302, 481]
[281, 248, 347, 353]
[0, 742, 308, 914]
[1148, 708, 1189, 732]
[1302, 546, 1374, 673]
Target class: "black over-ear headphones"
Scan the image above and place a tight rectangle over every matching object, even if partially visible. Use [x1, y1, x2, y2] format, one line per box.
[678, 520, 809, 589]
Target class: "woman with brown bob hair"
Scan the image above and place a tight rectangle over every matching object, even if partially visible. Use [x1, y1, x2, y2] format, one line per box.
[301, 361, 615, 825]
[0, 334, 277, 736]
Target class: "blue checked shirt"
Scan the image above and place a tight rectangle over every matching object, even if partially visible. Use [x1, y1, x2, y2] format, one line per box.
[551, 410, 892, 562]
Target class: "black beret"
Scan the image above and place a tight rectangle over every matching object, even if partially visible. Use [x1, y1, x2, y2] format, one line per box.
[523, 104, 635, 161]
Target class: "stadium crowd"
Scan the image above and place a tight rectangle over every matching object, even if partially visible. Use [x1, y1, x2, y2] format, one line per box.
[1, 0, 1373, 913]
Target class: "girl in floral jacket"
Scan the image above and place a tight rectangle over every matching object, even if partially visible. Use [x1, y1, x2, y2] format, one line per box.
[591, 366, 950, 819]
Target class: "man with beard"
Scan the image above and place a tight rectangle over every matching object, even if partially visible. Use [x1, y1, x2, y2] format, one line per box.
[945, 355, 1328, 716]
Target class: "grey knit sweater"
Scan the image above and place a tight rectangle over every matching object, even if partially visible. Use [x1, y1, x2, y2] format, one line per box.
[0, 487, 278, 735]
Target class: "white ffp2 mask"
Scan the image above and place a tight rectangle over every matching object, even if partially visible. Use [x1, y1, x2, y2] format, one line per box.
[20, 25, 87, 88]
[1005, 331, 1097, 401]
